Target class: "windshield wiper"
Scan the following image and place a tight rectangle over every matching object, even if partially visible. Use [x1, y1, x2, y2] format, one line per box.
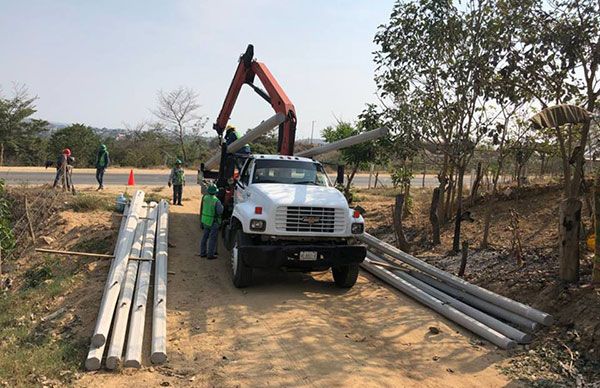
[293, 181, 319, 185]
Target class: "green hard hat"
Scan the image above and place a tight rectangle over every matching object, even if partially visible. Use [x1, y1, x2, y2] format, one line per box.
[175, 159, 182, 165]
[207, 184, 218, 195]
[100, 144, 107, 150]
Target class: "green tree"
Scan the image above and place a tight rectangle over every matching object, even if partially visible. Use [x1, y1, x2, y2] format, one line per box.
[0, 84, 49, 165]
[322, 120, 376, 193]
[49, 124, 101, 167]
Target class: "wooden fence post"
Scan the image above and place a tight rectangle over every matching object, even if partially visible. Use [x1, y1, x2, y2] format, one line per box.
[458, 241, 469, 277]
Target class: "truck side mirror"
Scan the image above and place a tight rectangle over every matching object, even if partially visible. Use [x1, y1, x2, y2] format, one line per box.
[336, 165, 344, 185]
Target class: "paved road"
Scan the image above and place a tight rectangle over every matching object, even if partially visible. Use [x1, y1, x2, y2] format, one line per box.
[0, 169, 439, 188]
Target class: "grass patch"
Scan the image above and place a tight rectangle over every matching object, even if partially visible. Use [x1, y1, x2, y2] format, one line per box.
[68, 194, 112, 212]
[0, 256, 85, 387]
[145, 192, 169, 203]
[72, 236, 112, 254]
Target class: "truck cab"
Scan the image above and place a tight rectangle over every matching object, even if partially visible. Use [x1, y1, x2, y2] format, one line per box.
[223, 154, 366, 288]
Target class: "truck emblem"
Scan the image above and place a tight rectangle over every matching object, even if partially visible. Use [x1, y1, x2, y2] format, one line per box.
[303, 216, 320, 225]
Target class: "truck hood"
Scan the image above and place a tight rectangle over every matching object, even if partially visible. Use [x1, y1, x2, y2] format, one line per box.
[251, 183, 349, 209]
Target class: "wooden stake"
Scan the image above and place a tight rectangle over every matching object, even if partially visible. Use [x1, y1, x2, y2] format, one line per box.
[458, 241, 469, 278]
[35, 248, 114, 258]
[24, 196, 36, 243]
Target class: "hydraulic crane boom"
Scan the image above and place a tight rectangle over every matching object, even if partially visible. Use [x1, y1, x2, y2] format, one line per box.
[213, 44, 297, 155]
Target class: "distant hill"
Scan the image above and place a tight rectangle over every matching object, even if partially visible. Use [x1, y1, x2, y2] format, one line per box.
[43, 121, 128, 139]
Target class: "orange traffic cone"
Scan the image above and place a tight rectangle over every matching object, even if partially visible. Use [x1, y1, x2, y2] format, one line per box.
[127, 169, 135, 186]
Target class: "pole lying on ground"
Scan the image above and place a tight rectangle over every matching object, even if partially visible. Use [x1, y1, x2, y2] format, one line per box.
[105, 209, 148, 370]
[409, 270, 540, 332]
[204, 113, 286, 171]
[91, 190, 146, 347]
[360, 258, 517, 349]
[85, 204, 130, 371]
[151, 200, 169, 364]
[358, 232, 553, 326]
[295, 127, 389, 158]
[366, 256, 532, 344]
[124, 202, 158, 368]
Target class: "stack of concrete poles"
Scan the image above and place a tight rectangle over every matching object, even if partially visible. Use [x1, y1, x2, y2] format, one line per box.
[85, 193, 170, 371]
[358, 233, 553, 350]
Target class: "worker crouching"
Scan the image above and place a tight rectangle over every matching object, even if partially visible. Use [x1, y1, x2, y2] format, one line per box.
[168, 159, 185, 206]
[200, 184, 223, 260]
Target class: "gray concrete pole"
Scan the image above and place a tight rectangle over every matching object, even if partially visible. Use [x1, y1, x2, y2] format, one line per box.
[296, 127, 389, 158]
[358, 232, 553, 326]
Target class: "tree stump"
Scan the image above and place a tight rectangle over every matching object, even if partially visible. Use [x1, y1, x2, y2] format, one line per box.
[559, 197, 582, 282]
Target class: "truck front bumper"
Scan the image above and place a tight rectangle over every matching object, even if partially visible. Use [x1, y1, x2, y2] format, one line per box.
[239, 244, 366, 270]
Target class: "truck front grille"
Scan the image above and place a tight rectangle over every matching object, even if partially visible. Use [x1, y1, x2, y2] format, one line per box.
[275, 206, 346, 233]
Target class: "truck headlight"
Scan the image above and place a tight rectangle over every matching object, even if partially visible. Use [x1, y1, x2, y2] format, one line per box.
[250, 219, 266, 231]
[351, 223, 364, 234]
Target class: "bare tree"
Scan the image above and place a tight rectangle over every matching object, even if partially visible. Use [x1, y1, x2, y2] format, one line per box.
[152, 87, 207, 163]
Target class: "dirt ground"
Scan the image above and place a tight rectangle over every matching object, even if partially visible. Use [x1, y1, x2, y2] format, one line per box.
[67, 185, 513, 387]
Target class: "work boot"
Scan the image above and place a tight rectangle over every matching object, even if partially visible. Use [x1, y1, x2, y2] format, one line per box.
[207, 255, 217, 260]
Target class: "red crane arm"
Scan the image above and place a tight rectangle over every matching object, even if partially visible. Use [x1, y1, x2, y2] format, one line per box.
[213, 44, 297, 155]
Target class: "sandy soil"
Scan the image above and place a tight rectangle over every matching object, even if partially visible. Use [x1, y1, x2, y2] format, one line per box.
[75, 185, 510, 387]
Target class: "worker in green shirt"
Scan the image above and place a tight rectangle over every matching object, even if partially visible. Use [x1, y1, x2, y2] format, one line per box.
[199, 184, 223, 259]
[168, 159, 185, 206]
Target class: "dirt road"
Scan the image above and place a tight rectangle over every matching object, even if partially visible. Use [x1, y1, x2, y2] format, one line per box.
[79, 187, 510, 387]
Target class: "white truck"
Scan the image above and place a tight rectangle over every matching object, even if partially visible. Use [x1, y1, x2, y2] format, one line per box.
[221, 154, 366, 288]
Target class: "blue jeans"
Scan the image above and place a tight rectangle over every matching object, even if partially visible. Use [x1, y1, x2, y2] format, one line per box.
[96, 167, 105, 187]
[200, 223, 219, 257]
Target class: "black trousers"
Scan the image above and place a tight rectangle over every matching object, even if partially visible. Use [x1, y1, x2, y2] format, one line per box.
[172, 184, 183, 205]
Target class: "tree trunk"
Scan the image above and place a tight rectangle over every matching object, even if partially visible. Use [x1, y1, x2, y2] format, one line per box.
[458, 240, 469, 278]
[0, 143, 4, 167]
[345, 164, 359, 193]
[559, 197, 581, 283]
[178, 131, 187, 163]
[452, 167, 465, 253]
[445, 169, 455, 222]
[430, 188, 441, 245]
[470, 161, 482, 205]
[593, 182, 600, 283]
[392, 194, 410, 253]
[480, 206, 492, 249]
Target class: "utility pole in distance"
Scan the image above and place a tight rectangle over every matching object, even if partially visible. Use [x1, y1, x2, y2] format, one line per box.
[311, 120, 315, 145]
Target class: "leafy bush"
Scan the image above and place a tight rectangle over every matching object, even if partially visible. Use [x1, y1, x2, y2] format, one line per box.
[0, 179, 15, 254]
[23, 265, 53, 289]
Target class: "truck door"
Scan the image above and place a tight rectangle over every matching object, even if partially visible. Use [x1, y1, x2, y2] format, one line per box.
[235, 159, 253, 205]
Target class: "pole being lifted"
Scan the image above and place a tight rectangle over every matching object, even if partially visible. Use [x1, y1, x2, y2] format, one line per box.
[204, 112, 286, 171]
[295, 127, 389, 158]
[91, 190, 146, 347]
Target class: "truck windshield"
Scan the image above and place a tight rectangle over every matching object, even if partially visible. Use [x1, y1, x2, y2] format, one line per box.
[252, 159, 330, 186]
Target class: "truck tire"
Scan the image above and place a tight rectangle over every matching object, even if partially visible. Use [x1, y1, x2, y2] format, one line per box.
[231, 229, 253, 288]
[331, 263, 359, 288]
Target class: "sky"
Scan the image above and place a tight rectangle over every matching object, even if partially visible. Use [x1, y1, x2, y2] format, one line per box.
[0, 0, 394, 139]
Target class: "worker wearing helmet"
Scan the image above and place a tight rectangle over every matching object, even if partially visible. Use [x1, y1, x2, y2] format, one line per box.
[168, 159, 185, 206]
[225, 124, 251, 154]
[95, 144, 110, 191]
[199, 184, 223, 260]
[52, 148, 75, 189]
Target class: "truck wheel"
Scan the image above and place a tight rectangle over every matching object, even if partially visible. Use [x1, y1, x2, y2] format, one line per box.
[332, 263, 359, 288]
[231, 229, 253, 288]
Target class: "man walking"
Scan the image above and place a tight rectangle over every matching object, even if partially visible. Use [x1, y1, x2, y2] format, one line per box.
[200, 184, 223, 260]
[168, 159, 185, 206]
[95, 144, 110, 190]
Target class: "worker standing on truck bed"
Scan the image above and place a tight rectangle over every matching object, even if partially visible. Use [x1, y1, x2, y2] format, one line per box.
[199, 184, 223, 260]
[168, 159, 185, 206]
[95, 144, 110, 191]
